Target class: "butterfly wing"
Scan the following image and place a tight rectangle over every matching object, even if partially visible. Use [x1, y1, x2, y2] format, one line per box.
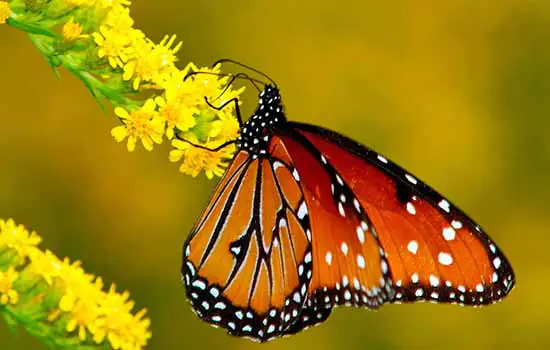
[268, 135, 395, 314]
[182, 151, 314, 342]
[279, 122, 515, 307]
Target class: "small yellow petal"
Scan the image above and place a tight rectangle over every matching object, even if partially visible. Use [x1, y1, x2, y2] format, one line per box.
[111, 126, 128, 142]
[114, 107, 129, 119]
[127, 136, 136, 152]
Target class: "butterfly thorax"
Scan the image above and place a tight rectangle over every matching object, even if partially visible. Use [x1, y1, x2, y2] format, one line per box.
[236, 85, 287, 157]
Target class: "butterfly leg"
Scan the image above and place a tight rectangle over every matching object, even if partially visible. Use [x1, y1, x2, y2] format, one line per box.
[204, 96, 243, 127]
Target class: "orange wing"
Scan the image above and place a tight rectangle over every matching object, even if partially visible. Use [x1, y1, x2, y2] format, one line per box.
[270, 135, 394, 315]
[182, 151, 313, 342]
[287, 123, 515, 306]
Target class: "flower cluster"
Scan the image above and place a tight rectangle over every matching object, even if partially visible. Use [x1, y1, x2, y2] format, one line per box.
[3, 0, 244, 178]
[0, 218, 151, 349]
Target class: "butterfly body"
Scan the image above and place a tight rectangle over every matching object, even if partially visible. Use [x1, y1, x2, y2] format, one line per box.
[182, 84, 515, 342]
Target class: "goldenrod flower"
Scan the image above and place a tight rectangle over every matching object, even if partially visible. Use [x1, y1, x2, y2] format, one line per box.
[209, 109, 240, 142]
[93, 284, 151, 349]
[123, 35, 181, 89]
[0, 219, 151, 349]
[170, 137, 235, 179]
[0, 218, 42, 262]
[7, 0, 245, 184]
[0, 267, 19, 305]
[63, 18, 87, 42]
[93, 25, 132, 68]
[112, 99, 164, 151]
[28, 249, 63, 285]
[0, 1, 10, 24]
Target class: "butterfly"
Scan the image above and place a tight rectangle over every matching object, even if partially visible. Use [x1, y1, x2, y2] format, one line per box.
[181, 60, 515, 342]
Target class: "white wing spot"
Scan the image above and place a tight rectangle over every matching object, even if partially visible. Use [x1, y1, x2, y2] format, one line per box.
[405, 174, 418, 185]
[344, 290, 352, 300]
[338, 202, 346, 217]
[381, 260, 389, 274]
[342, 276, 349, 287]
[476, 284, 484, 292]
[325, 251, 332, 266]
[336, 174, 344, 185]
[297, 202, 308, 219]
[411, 273, 419, 283]
[438, 199, 451, 213]
[493, 257, 502, 269]
[341, 242, 349, 255]
[230, 246, 241, 255]
[406, 202, 416, 215]
[304, 252, 312, 264]
[438, 252, 453, 266]
[361, 221, 368, 231]
[415, 288, 424, 297]
[356, 226, 365, 244]
[377, 155, 388, 164]
[292, 168, 300, 181]
[192, 280, 206, 290]
[429, 274, 440, 287]
[451, 220, 463, 229]
[357, 254, 366, 269]
[442, 227, 456, 241]
[321, 155, 328, 164]
[407, 240, 419, 254]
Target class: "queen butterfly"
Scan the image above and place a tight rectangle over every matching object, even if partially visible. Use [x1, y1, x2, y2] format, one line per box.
[181, 61, 515, 342]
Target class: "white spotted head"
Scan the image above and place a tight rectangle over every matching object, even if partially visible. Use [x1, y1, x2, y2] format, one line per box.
[236, 85, 287, 155]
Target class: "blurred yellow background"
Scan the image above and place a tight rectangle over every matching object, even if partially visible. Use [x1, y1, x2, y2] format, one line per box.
[1, 0, 549, 349]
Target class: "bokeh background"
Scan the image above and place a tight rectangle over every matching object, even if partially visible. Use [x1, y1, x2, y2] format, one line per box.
[1, 1, 549, 349]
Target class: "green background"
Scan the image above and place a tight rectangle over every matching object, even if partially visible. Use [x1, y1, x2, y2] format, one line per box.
[1, 1, 548, 349]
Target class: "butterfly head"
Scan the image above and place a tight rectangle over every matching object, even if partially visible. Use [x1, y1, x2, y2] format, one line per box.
[237, 85, 287, 156]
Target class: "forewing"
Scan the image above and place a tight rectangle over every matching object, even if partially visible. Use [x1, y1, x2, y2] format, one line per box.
[182, 151, 314, 342]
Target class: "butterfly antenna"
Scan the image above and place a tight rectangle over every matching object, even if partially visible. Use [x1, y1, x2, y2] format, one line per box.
[213, 59, 277, 87]
[184, 71, 264, 91]
[214, 72, 263, 101]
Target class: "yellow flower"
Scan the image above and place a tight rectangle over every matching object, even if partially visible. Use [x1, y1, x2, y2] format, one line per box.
[102, 4, 134, 32]
[155, 95, 197, 140]
[28, 249, 63, 285]
[63, 18, 88, 42]
[0, 267, 19, 305]
[0, 1, 11, 24]
[123, 35, 181, 89]
[93, 25, 132, 68]
[111, 99, 164, 151]
[0, 218, 42, 261]
[93, 284, 151, 350]
[170, 137, 234, 179]
[209, 109, 240, 142]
